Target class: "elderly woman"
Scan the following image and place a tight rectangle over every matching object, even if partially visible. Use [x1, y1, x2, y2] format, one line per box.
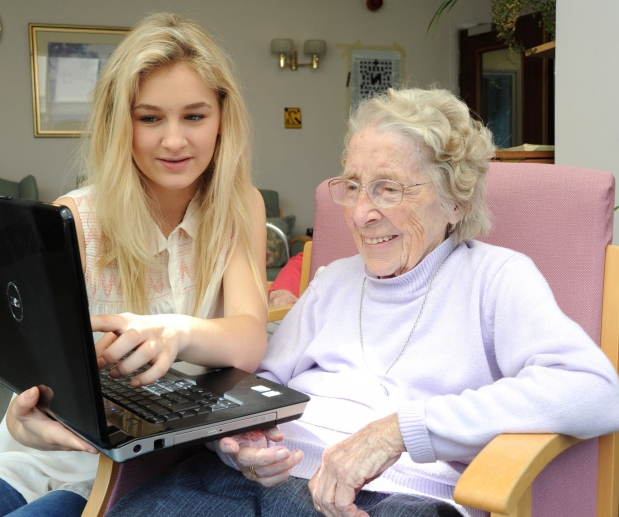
[107, 88, 619, 517]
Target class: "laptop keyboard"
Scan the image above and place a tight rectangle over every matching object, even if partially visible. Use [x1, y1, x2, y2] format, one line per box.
[100, 366, 239, 424]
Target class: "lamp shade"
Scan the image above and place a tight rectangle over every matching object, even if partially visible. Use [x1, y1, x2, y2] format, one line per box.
[270, 38, 293, 55]
[304, 39, 326, 57]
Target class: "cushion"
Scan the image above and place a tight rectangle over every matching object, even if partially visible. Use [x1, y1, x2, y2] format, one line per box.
[267, 215, 295, 240]
[266, 215, 295, 268]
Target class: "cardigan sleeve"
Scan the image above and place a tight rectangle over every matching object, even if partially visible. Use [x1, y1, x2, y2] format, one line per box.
[399, 254, 619, 463]
[257, 283, 319, 385]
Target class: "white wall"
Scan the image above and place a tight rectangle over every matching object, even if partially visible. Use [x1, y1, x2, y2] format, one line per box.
[0, 0, 491, 235]
[555, 0, 619, 243]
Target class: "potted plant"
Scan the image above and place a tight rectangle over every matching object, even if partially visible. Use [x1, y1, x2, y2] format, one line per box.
[428, 0, 556, 52]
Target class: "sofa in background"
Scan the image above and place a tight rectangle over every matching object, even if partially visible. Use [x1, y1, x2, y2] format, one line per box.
[0, 175, 39, 200]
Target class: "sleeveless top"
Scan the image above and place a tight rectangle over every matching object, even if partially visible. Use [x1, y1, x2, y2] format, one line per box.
[0, 186, 230, 503]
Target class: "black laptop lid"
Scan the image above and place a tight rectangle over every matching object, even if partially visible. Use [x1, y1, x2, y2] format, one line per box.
[0, 198, 109, 446]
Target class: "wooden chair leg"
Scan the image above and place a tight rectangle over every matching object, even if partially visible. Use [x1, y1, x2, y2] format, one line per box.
[81, 455, 119, 517]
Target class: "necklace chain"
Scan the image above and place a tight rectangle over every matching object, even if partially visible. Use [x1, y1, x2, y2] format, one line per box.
[359, 246, 456, 393]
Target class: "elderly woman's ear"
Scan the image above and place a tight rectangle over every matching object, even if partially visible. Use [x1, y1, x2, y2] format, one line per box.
[448, 203, 463, 225]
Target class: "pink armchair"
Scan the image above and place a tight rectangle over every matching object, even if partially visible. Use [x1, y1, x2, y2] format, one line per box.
[304, 162, 619, 517]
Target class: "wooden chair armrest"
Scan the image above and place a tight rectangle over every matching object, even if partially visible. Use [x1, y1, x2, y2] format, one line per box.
[81, 454, 119, 517]
[289, 236, 312, 245]
[299, 241, 312, 297]
[453, 433, 582, 516]
[268, 304, 294, 322]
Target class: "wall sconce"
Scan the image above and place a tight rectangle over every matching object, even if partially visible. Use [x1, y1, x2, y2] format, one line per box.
[270, 39, 326, 70]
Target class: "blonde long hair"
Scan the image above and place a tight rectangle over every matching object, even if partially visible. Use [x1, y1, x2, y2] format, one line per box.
[83, 12, 260, 314]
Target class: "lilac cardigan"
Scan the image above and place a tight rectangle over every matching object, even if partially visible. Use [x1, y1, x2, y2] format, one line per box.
[237, 237, 619, 516]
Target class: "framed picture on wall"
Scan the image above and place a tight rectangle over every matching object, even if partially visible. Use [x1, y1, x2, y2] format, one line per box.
[29, 23, 129, 137]
[349, 49, 402, 110]
[337, 42, 406, 115]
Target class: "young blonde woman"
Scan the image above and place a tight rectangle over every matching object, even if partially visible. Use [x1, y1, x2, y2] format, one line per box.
[0, 13, 267, 517]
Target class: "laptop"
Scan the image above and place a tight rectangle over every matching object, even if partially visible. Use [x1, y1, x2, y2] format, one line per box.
[0, 195, 309, 462]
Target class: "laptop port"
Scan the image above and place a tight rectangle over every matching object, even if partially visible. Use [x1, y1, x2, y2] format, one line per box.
[154, 439, 165, 450]
[133, 444, 142, 453]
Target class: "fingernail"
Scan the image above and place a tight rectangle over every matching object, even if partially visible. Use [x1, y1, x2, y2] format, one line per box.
[270, 428, 284, 437]
[225, 445, 234, 454]
[275, 449, 289, 461]
[109, 369, 119, 378]
[293, 450, 303, 462]
[97, 358, 106, 369]
[131, 379, 140, 387]
[25, 387, 36, 399]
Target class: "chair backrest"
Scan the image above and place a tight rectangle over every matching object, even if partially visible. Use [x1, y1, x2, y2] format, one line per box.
[0, 175, 39, 201]
[308, 162, 615, 516]
[259, 189, 280, 218]
[0, 178, 20, 198]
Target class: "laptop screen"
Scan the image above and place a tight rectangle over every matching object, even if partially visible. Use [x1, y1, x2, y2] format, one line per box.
[0, 199, 109, 447]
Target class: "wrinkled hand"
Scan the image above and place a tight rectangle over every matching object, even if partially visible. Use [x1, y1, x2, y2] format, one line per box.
[268, 289, 299, 308]
[218, 426, 303, 487]
[6, 387, 98, 453]
[92, 313, 187, 386]
[308, 414, 405, 517]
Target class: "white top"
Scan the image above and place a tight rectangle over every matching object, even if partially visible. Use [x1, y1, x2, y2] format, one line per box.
[241, 237, 619, 517]
[0, 186, 229, 503]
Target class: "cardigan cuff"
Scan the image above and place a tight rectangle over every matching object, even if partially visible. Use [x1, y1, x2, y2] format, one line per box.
[398, 400, 436, 464]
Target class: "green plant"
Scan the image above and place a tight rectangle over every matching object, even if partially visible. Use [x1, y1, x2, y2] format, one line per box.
[428, 0, 556, 53]
[492, 0, 555, 52]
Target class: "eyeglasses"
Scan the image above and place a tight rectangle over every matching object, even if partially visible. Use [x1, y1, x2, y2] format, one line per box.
[328, 178, 431, 208]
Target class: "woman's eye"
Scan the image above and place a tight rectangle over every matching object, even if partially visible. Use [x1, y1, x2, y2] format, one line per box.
[139, 116, 158, 124]
[186, 114, 205, 121]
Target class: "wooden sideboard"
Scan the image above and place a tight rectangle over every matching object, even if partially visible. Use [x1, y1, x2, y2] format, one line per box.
[492, 150, 555, 164]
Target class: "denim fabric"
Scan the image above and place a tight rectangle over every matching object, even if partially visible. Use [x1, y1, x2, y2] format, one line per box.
[107, 450, 462, 517]
[0, 479, 26, 516]
[0, 479, 86, 517]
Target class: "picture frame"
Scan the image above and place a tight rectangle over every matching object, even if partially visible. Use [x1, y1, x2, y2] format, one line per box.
[336, 41, 406, 115]
[29, 23, 129, 137]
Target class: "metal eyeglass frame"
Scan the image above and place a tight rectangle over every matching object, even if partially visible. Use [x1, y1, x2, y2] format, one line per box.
[327, 178, 431, 208]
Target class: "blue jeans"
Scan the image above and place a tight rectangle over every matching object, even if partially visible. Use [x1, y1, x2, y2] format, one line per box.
[0, 478, 86, 517]
[107, 449, 462, 517]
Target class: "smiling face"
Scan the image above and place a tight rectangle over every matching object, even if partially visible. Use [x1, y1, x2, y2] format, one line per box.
[131, 62, 221, 201]
[343, 128, 459, 278]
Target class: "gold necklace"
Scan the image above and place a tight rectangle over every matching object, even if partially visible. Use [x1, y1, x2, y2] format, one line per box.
[359, 246, 455, 396]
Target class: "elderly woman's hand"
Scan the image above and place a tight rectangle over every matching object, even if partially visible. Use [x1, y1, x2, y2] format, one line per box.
[218, 426, 304, 487]
[308, 414, 405, 517]
[268, 289, 299, 307]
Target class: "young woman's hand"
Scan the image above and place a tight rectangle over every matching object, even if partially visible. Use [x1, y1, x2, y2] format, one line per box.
[6, 387, 98, 453]
[92, 313, 190, 386]
[218, 426, 303, 487]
